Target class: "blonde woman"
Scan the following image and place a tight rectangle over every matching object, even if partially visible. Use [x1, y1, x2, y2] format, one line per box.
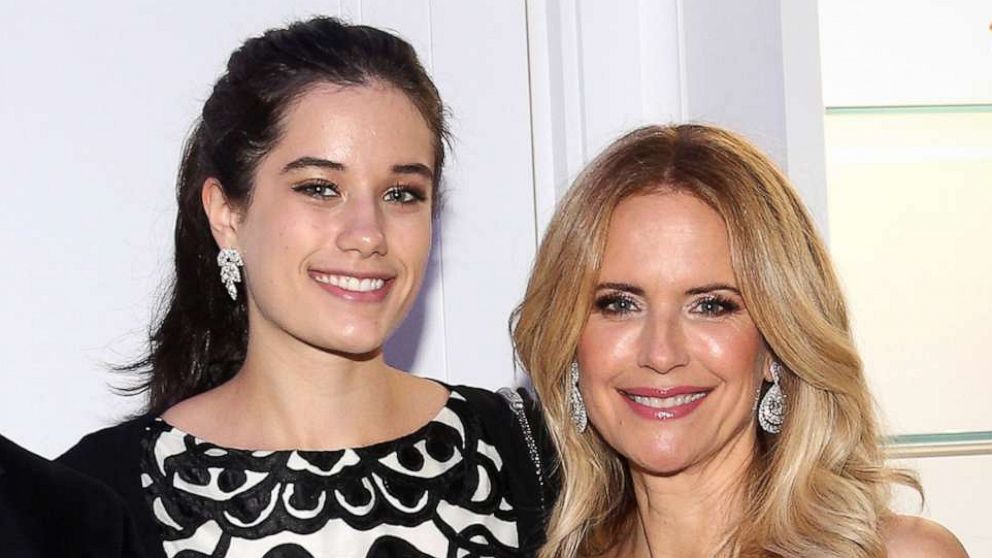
[512, 124, 967, 557]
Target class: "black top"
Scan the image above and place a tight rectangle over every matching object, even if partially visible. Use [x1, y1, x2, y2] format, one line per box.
[0, 433, 145, 558]
[58, 386, 556, 558]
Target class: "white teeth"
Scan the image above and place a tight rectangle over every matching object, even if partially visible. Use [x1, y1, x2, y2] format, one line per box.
[628, 392, 706, 409]
[312, 273, 386, 292]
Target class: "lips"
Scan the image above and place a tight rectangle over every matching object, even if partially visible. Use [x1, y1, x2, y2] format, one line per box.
[619, 386, 712, 420]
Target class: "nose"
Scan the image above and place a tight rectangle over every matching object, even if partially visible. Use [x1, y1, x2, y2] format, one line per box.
[636, 311, 689, 374]
[335, 195, 387, 257]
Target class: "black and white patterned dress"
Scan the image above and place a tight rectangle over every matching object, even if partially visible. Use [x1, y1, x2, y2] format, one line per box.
[139, 389, 525, 557]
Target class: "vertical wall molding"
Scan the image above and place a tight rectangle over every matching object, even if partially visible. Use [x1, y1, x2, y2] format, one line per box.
[526, 0, 685, 235]
[525, 0, 587, 234]
[527, 0, 829, 233]
[779, 0, 829, 238]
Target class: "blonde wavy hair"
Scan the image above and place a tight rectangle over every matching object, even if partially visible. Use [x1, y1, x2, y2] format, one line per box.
[511, 124, 920, 557]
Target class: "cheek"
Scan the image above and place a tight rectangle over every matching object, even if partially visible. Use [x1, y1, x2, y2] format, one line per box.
[689, 322, 764, 386]
[389, 216, 432, 270]
[577, 319, 641, 397]
[240, 207, 316, 276]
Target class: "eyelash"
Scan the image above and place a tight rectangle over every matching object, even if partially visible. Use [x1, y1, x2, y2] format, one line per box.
[592, 293, 742, 318]
[291, 181, 427, 205]
[690, 295, 741, 317]
[383, 185, 427, 204]
[594, 293, 640, 316]
[292, 180, 339, 199]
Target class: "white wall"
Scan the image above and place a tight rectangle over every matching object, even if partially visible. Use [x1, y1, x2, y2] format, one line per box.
[820, 0, 992, 107]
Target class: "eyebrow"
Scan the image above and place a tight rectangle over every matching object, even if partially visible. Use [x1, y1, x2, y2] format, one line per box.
[596, 282, 645, 296]
[282, 157, 344, 173]
[281, 157, 434, 180]
[686, 283, 741, 296]
[392, 163, 435, 181]
[595, 282, 741, 297]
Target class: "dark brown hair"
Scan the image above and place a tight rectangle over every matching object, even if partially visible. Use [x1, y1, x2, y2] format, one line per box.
[123, 16, 449, 415]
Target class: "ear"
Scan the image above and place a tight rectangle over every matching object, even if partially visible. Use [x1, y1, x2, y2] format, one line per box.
[762, 361, 774, 383]
[760, 349, 775, 383]
[202, 178, 241, 250]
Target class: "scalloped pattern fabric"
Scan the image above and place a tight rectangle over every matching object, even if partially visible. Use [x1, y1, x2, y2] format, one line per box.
[139, 390, 520, 557]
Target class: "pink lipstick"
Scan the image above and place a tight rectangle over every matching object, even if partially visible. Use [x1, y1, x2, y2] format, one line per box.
[619, 386, 711, 421]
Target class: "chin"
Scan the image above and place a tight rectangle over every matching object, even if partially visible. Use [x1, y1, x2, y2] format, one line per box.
[614, 434, 692, 476]
[297, 324, 387, 358]
[324, 335, 385, 357]
[626, 451, 693, 477]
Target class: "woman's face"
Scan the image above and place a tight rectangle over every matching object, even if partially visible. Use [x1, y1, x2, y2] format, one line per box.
[577, 191, 768, 476]
[219, 83, 435, 356]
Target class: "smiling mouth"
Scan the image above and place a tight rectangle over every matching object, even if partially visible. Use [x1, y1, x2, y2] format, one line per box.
[624, 392, 707, 409]
[310, 272, 389, 293]
[619, 388, 711, 420]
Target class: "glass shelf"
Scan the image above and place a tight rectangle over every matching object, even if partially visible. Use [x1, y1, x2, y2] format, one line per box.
[826, 103, 992, 115]
[885, 431, 992, 459]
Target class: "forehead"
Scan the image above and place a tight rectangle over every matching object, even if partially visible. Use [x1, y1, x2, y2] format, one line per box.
[270, 82, 435, 167]
[601, 192, 736, 284]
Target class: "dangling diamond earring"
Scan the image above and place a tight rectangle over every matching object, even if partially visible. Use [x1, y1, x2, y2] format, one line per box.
[217, 248, 244, 301]
[758, 360, 786, 434]
[569, 361, 588, 433]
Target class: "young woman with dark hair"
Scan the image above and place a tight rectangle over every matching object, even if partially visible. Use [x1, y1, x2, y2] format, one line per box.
[59, 16, 552, 558]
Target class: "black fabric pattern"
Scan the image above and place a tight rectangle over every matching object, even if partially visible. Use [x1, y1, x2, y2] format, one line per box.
[139, 390, 522, 557]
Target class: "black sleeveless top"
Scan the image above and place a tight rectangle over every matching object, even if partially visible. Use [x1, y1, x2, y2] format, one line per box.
[58, 386, 555, 558]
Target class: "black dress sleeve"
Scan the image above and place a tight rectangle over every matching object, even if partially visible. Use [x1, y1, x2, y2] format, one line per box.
[57, 417, 166, 558]
[0, 433, 148, 558]
[455, 386, 560, 558]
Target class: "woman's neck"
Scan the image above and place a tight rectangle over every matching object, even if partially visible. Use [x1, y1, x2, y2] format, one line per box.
[626, 426, 757, 558]
[162, 315, 448, 451]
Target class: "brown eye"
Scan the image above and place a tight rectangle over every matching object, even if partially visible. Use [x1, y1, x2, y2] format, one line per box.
[383, 185, 427, 204]
[292, 181, 340, 199]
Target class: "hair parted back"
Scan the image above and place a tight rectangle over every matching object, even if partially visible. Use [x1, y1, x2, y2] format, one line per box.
[122, 16, 449, 415]
[511, 124, 920, 558]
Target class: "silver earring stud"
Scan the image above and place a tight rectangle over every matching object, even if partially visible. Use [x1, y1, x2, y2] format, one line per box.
[217, 248, 243, 301]
[758, 360, 786, 434]
[569, 361, 588, 433]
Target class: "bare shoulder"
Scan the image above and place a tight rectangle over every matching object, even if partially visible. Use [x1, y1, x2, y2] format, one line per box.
[883, 515, 969, 558]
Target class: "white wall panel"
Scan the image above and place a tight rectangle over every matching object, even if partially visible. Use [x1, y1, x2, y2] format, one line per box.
[528, 0, 829, 235]
[680, 0, 829, 235]
[820, 0, 992, 107]
[526, 0, 684, 232]
[430, 0, 536, 390]
[681, 0, 788, 166]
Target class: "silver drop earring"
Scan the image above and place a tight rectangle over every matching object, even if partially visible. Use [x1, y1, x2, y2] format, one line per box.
[217, 248, 244, 301]
[569, 361, 588, 433]
[758, 360, 786, 434]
